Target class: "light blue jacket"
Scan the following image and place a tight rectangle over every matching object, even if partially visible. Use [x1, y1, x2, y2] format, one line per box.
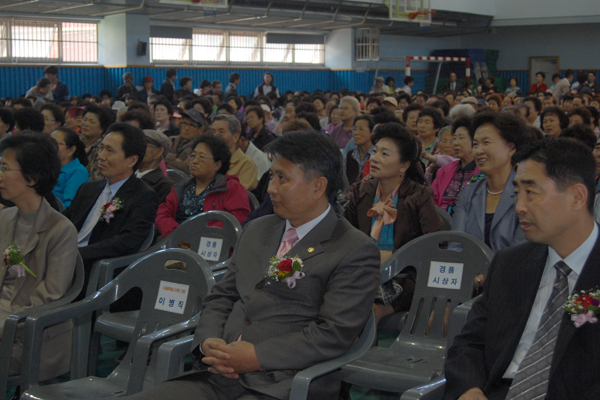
[452, 169, 526, 253]
[53, 158, 89, 208]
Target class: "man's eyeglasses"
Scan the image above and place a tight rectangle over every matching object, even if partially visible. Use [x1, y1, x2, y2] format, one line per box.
[181, 121, 200, 129]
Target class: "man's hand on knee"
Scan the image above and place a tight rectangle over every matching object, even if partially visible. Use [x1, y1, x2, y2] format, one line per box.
[458, 387, 488, 400]
[223, 341, 261, 374]
[201, 338, 239, 378]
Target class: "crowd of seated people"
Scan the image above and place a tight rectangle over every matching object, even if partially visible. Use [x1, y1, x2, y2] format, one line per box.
[1, 64, 600, 399]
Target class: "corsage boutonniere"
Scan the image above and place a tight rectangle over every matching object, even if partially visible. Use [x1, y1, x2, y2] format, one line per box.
[564, 288, 600, 328]
[100, 198, 124, 223]
[267, 255, 305, 289]
[4, 242, 37, 278]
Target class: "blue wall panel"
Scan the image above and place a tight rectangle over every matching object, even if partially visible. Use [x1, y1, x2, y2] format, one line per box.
[0, 65, 526, 98]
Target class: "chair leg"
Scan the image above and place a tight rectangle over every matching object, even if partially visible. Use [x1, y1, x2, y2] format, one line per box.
[88, 331, 102, 375]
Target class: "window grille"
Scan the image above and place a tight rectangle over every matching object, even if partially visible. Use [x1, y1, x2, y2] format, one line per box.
[0, 20, 97, 63]
[355, 28, 379, 61]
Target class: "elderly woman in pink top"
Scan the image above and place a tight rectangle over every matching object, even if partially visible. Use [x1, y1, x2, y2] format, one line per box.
[431, 116, 480, 216]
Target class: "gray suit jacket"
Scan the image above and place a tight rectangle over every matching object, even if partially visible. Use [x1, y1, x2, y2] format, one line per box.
[191, 209, 380, 399]
[452, 169, 526, 253]
[0, 198, 78, 380]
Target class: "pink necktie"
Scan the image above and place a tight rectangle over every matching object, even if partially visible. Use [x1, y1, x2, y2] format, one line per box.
[277, 228, 299, 257]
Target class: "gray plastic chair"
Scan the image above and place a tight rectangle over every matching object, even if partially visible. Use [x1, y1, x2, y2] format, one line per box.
[436, 207, 453, 230]
[400, 296, 479, 400]
[166, 168, 188, 183]
[247, 190, 259, 211]
[0, 254, 84, 397]
[342, 231, 493, 398]
[152, 311, 376, 400]
[19, 249, 215, 399]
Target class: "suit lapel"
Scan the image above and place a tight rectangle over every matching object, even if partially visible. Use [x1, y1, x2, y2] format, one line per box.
[550, 233, 600, 377]
[291, 209, 337, 264]
[73, 181, 105, 230]
[90, 175, 137, 239]
[490, 245, 548, 384]
[491, 170, 516, 231]
[254, 217, 286, 286]
[472, 181, 486, 236]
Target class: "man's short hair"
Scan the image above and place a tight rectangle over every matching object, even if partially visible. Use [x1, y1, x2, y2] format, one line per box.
[0, 107, 14, 131]
[565, 69, 574, 79]
[404, 76, 415, 85]
[0, 132, 60, 196]
[212, 113, 241, 135]
[190, 134, 231, 176]
[14, 108, 45, 132]
[559, 124, 597, 150]
[37, 78, 51, 89]
[41, 103, 65, 126]
[524, 96, 543, 113]
[212, 80, 221, 88]
[471, 111, 527, 152]
[540, 107, 569, 130]
[179, 77, 192, 87]
[265, 131, 343, 197]
[122, 72, 133, 81]
[229, 72, 241, 83]
[568, 107, 592, 126]
[43, 65, 58, 76]
[105, 122, 147, 171]
[512, 137, 596, 214]
[166, 68, 177, 79]
[296, 112, 321, 131]
[120, 110, 154, 130]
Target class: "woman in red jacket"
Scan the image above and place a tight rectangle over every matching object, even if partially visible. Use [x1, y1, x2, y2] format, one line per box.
[155, 134, 250, 238]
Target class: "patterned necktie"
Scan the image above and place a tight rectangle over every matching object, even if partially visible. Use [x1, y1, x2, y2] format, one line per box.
[276, 227, 298, 257]
[506, 261, 572, 400]
[77, 186, 112, 244]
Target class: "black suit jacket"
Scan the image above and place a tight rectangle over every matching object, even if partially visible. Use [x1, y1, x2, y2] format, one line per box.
[443, 81, 464, 93]
[444, 235, 600, 400]
[160, 79, 175, 104]
[64, 175, 159, 272]
[140, 168, 173, 204]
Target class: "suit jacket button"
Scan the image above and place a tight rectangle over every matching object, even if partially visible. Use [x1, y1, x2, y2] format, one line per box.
[245, 318, 252, 325]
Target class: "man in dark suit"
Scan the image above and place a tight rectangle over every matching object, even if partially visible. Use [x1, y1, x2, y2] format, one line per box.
[444, 137, 600, 400]
[125, 132, 380, 400]
[444, 72, 464, 93]
[64, 123, 159, 296]
[225, 72, 240, 101]
[136, 129, 173, 204]
[160, 68, 177, 104]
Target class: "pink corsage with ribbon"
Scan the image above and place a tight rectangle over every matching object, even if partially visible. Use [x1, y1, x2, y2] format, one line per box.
[266, 255, 305, 289]
[99, 198, 124, 223]
[4, 242, 37, 278]
[564, 289, 600, 328]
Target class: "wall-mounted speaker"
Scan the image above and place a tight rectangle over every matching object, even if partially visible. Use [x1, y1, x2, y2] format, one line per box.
[137, 41, 148, 57]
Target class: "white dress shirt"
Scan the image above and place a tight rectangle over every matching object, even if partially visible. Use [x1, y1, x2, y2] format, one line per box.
[503, 223, 598, 378]
[280, 205, 331, 250]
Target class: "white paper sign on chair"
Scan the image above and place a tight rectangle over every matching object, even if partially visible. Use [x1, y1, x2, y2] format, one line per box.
[155, 280, 189, 314]
[427, 261, 464, 290]
[198, 237, 223, 261]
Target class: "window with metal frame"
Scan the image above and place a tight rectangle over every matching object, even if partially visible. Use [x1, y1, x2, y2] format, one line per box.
[0, 20, 97, 63]
[355, 27, 379, 62]
[150, 29, 324, 65]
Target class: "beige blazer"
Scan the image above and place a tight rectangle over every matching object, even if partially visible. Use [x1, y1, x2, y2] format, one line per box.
[0, 198, 78, 380]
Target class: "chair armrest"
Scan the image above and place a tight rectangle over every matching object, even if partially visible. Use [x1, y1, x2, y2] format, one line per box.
[446, 295, 480, 351]
[126, 314, 200, 394]
[155, 336, 195, 384]
[289, 311, 376, 400]
[96, 251, 153, 294]
[0, 290, 81, 396]
[400, 376, 447, 400]
[20, 283, 116, 390]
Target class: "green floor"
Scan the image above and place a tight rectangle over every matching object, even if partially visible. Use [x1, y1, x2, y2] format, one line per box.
[6, 330, 401, 400]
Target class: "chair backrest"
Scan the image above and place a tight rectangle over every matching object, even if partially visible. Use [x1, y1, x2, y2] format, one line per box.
[381, 231, 493, 348]
[166, 169, 189, 184]
[247, 190, 260, 211]
[102, 249, 215, 380]
[436, 207, 452, 230]
[153, 210, 242, 265]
